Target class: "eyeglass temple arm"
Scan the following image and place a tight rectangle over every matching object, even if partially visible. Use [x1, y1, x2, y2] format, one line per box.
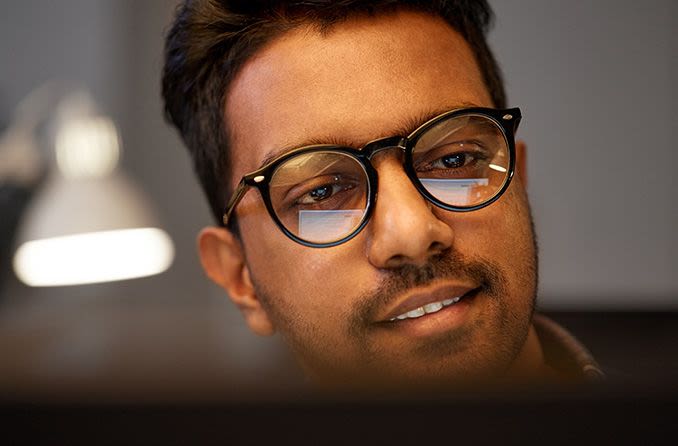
[222, 179, 249, 226]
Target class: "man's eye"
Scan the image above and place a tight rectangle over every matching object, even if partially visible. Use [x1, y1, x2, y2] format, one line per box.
[295, 176, 354, 205]
[415, 141, 490, 173]
[434, 152, 470, 169]
[426, 151, 480, 171]
[306, 184, 333, 202]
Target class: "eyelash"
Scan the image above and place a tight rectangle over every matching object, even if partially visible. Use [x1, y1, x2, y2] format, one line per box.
[295, 181, 355, 206]
[414, 141, 490, 172]
[283, 175, 359, 208]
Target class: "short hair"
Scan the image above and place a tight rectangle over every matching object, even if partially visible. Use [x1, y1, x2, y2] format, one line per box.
[162, 0, 506, 225]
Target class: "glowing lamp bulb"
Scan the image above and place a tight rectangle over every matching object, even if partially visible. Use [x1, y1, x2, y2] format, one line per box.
[13, 228, 174, 287]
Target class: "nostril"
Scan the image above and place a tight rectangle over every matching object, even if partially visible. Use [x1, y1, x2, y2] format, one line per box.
[385, 254, 406, 268]
[429, 241, 447, 255]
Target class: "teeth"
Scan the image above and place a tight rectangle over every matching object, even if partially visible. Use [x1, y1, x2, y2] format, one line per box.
[405, 307, 425, 318]
[423, 302, 443, 314]
[390, 295, 464, 322]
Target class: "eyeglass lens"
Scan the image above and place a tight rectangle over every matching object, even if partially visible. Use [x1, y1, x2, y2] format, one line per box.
[269, 151, 369, 244]
[412, 114, 510, 207]
[268, 114, 510, 245]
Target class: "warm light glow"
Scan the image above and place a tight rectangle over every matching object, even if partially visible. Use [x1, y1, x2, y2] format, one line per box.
[489, 163, 507, 173]
[55, 116, 120, 179]
[13, 228, 174, 287]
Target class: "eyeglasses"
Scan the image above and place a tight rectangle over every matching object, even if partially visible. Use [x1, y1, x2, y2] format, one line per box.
[223, 107, 521, 248]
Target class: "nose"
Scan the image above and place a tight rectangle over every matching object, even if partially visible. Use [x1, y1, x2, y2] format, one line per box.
[366, 152, 454, 269]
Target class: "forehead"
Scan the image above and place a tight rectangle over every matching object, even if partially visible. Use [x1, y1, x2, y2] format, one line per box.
[225, 10, 493, 184]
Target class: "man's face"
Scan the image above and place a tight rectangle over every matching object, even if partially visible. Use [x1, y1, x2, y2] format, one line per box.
[221, 11, 538, 388]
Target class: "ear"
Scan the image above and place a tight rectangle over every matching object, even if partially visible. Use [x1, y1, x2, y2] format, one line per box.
[197, 227, 275, 336]
[515, 140, 528, 188]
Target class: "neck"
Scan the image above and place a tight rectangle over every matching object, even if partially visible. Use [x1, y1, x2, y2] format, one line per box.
[503, 322, 557, 385]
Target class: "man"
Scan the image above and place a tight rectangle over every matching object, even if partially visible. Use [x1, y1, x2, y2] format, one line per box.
[161, 0, 604, 392]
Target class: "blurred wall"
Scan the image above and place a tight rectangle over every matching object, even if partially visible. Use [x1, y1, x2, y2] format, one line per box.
[490, 0, 677, 309]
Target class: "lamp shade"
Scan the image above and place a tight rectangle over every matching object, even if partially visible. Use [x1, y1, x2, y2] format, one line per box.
[10, 87, 174, 287]
[13, 172, 174, 287]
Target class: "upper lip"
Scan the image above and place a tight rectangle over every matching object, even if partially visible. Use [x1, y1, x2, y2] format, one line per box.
[378, 282, 478, 322]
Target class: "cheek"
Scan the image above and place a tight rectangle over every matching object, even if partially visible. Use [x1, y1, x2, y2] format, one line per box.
[444, 182, 535, 282]
[242, 228, 372, 366]
[239, 207, 364, 321]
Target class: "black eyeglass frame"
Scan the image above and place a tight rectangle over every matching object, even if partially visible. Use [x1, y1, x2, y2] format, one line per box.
[223, 107, 521, 248]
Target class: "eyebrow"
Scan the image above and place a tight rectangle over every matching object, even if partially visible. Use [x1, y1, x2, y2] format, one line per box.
[256, 102, 482, 170]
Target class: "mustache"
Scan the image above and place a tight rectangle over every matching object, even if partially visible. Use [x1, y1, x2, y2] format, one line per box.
[353, 248, 506, 326]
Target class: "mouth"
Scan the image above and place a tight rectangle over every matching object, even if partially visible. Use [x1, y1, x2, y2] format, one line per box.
[378, 285, 482, 328]
[388, 292, 471, 321]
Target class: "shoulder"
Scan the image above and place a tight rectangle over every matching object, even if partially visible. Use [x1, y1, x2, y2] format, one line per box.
[533, 313, 607, 383]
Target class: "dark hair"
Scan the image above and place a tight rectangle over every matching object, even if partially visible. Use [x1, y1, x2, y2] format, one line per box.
[162, 0, 506, 224]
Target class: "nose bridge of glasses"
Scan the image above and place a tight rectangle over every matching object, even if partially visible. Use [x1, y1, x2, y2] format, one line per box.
[363, 136, 407, 160]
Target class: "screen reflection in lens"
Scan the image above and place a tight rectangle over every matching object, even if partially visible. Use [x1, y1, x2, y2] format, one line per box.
[412, 114, 510, 207]
[269, 151, 369, 244]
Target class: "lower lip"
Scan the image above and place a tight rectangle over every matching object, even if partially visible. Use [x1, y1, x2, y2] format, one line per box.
[379, 289, 480, 338]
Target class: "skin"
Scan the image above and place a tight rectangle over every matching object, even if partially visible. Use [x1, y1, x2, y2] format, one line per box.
[199, 10, 550, 391]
